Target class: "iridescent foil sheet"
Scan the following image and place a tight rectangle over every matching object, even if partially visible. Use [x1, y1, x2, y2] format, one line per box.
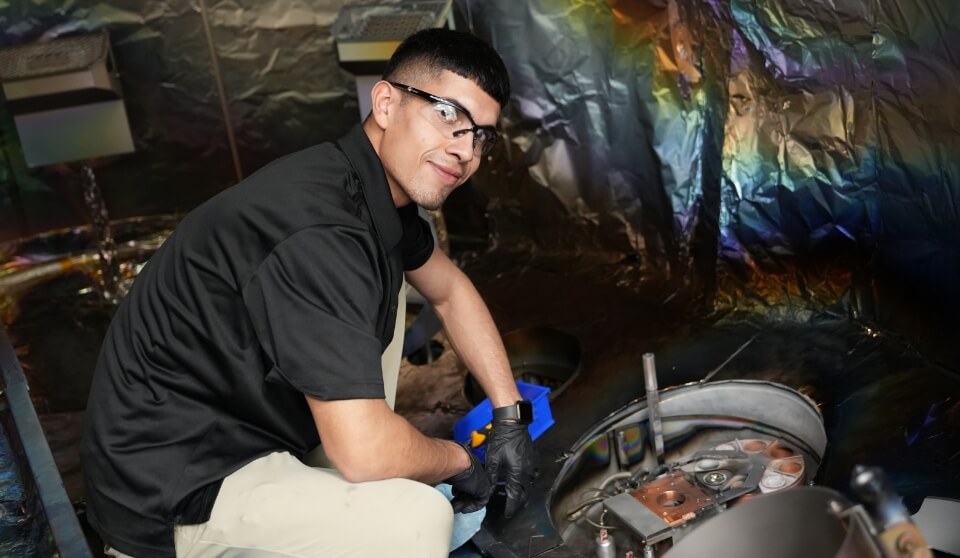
[0, 0, 955, 361]
[458, 0, 959, 364]
[455, 0, 724, 306]
[717, 0, 960, 364]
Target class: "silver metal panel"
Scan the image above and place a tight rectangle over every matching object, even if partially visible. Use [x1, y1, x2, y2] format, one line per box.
[665, 487, 850, 558]
[14, 100, 135, 167]
[603, 492, 671, 543]
[2, 64, 115, 101]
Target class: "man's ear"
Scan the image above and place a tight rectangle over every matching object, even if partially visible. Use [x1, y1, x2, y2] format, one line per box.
[370, 80, 395, 129]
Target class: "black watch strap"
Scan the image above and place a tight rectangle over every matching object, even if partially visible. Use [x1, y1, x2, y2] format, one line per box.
[493, 400, 534, 425]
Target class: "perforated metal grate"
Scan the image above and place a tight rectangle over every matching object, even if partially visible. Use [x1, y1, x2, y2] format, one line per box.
[0, 32, 108, 82]
[356, 12, 437, 40]
[333, 1, 450, 42]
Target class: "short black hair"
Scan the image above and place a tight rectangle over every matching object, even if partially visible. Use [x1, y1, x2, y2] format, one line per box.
[382, 28, 511, 108]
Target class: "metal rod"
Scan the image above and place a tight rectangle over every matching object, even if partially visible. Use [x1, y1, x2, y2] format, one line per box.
[642, 353, 665, 464]
[0, 324, 94, 557]
[700, 332, 758, 383]
[198, 0, 244, 183]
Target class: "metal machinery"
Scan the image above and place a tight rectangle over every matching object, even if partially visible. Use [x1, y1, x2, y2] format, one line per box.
[0, 31, 134, 168]
[546, 354, 944, 558]
[550, 375, 822, 557]
[662, 465, 935, 558]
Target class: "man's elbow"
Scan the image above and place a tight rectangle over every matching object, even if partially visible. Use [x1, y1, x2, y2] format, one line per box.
[328, 447, 392, 483]
[338, 463, 383, 484]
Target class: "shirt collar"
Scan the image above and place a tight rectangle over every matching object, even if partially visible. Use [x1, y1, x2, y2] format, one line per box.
[337, 124, 403, 252]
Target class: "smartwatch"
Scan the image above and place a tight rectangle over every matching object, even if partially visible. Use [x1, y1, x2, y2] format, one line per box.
[493, 400, 534, 425]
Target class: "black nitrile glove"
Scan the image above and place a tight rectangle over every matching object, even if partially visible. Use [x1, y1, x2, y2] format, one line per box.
[485, 420, 537, 519]
[445, 443, 493, 514]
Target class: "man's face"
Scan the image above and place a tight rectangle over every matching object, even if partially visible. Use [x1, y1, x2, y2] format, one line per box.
[376, 70, 501, 210]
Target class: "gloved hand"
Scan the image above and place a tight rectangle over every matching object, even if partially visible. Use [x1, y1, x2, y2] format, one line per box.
[445, 442, 493, 514]
[485, 420, 537, 519]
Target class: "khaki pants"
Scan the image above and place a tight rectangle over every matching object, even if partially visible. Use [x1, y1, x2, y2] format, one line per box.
[107, 283, 455, 557]
[172, 451, 453, 558]
[107, 451, 452, 558]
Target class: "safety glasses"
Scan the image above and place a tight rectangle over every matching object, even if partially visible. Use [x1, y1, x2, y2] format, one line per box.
[388, 81, 498, 156]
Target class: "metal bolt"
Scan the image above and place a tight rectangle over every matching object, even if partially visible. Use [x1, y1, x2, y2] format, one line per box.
[703, 472, 727, 485]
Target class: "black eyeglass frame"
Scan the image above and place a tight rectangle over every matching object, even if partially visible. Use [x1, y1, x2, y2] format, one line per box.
[387, 81, 499, 156]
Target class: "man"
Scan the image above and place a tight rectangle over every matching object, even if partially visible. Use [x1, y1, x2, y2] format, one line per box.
[82, 28, 536, 558]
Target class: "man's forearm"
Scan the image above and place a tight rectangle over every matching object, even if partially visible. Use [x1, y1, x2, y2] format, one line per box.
[431, 274, 520, 408]
[366, 413, 472, 484]
[307, 396, 471, 484]
[405, 248, 520, 407]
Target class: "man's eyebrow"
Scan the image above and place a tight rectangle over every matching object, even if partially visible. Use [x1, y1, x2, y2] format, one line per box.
[442, 95, 498, 127]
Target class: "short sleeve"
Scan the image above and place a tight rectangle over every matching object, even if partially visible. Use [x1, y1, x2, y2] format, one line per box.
[398, 204, 435, 271]
[242, 225, 386, 400]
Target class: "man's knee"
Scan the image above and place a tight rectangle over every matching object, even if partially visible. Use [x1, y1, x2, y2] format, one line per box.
[397, 478, 453, 524]
[383, 479, 454, 554]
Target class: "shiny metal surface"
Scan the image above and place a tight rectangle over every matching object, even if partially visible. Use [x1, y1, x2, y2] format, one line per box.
[664, 487, 850, 558]
[455, 0, 960, 365]
[0, 0, 954, 367]
[588, 380, 827, 460]
[0, 216, 175, 416]
[547, 380, 825, 555]
[461, 261, 960, 556]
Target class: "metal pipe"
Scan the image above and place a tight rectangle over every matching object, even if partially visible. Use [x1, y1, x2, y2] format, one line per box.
[0, 241, 162, 296]
[198, 0, 244, 183]
[642, 353, 665, 464]
[595, 528, 616, 558]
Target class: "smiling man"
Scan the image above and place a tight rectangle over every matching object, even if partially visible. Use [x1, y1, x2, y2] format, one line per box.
[81, 28, 536, 558]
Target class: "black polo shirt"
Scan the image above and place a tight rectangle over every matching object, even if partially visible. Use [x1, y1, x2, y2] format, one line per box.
[81, 124, 434, 557]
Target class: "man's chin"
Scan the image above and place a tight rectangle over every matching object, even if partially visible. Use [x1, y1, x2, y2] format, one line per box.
[405, 188, 447, 211]
[416, 200, 444, 211]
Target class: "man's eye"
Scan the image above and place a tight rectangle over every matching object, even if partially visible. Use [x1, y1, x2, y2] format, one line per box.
[433, 102, 460, 123]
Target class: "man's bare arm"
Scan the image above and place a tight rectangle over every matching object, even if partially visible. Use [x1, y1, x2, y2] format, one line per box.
[306, 396, 470, 483]
[405, 247, 521, 408]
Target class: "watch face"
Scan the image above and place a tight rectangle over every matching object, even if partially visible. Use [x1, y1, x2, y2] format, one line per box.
[517, 400, 534, 424]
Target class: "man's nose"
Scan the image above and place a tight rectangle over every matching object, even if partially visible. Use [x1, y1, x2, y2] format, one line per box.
[447, 131, 476, 162]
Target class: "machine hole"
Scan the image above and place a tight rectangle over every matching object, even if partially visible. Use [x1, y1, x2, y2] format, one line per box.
[743, 440, 767, 452]
[779, 462, 802, 474]
[657, 491, 686, 507]
[407, 340, 444, 365]
[768, 446, 794, 459]
[464, 327, 580, 404]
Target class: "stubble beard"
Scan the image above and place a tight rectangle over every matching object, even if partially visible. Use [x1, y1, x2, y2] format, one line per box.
[402, 180, 447, 211]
